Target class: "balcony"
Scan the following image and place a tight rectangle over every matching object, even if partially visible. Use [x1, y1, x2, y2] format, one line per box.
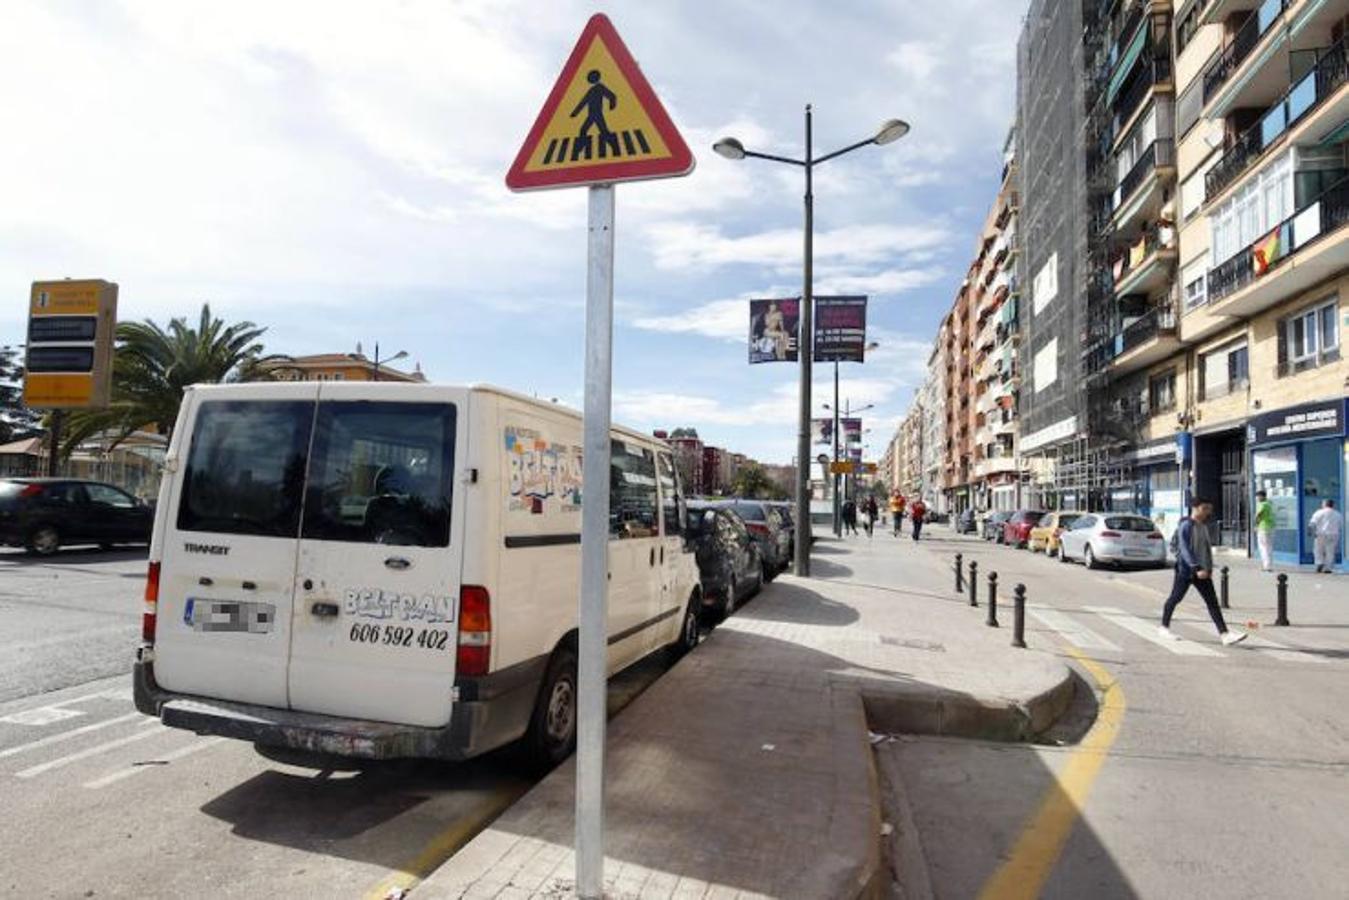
[1109, 304, 1182, 375]
[974, 455, 1020, 479]
[1206, 38, 1349, 203]
[1112, 225, 1178, 296]
[1114, 139, 1176, 229]
[1113, 53, 1174, 139]
[1202, 0, 1288, 105]
[1208, 174, 1349, 316]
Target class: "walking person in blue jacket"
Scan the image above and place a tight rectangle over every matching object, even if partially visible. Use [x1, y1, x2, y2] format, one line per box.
[1159, 497, 1247, 646]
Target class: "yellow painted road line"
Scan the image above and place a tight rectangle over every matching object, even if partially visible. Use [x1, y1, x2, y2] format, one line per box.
[977, 645, 1126, 900]
[362, 784, 529, 900]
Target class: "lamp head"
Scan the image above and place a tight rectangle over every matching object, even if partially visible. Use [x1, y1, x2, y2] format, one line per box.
[874, 119, 911, 146]
[712, 137, 747, 160]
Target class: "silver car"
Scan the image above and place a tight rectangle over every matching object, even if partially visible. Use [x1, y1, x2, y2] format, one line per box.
[1057, 513, 1167, 569]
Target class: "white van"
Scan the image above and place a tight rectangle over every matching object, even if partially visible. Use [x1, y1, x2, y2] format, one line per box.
[133, 382, 702, 769]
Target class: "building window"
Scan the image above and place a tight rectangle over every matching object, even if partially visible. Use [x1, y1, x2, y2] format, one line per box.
[332, 373, 344, 381]
[1210, 152, 1293, 263]
[1200, 341, 1249, 400]
[1176, 1, 1205, 57]
[1148, 370, 1176, 413]
[1279, 296, 1341, 375]
[1182, 254, 1209, 310]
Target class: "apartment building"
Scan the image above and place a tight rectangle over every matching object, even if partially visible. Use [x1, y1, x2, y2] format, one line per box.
[921, 326, 950, 512]
[943, 282, 977, 512]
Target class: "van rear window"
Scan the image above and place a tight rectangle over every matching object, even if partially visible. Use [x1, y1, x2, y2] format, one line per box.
[178, 401, 314, 537]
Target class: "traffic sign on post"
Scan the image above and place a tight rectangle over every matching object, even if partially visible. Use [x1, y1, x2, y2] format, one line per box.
[506, 15, 692, 900]
[24, 279, 117, 409]
[506, 14, 694, 192]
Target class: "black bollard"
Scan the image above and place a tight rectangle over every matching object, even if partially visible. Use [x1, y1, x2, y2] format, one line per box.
[1012, 583, 1027, 648]
[968, 560, 979, 607]
[986, 572, 999, 627]
[1220, 565, 1230, 609]
[1275, 573, 1289, 626]
[955, 553, 964, 593]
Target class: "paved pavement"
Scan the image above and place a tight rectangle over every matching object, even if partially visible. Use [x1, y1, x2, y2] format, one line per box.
[415, 533, 1074, 899]
[882, 527, 1349, 900]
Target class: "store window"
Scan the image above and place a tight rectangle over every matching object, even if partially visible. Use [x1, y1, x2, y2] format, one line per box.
[1252, 447, 1300, 557]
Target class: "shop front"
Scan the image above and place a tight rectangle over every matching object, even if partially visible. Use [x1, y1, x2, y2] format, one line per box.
[1247, 398, 1347, 570]
[1130, 439, 1186, 543]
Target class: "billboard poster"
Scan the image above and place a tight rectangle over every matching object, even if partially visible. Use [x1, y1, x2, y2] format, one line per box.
[811, 417, 834, 446]
[841, 417, 862, 446]
[813, 296, 868, 362]
[748, 298, 799, 364]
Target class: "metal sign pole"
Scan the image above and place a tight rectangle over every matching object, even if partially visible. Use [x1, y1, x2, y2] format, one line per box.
[576, 183, 615, 900]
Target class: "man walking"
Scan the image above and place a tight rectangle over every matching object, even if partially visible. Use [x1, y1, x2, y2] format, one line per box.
[910, 498, 926, 542]
[1159, 497, 1247, 646]
[890, 491, 906, 537]
[863, 495, 878, 537]
[1309, 499, 1343, 574]
[842, 498, 858, 536]
[1254, 489, 1275, 572]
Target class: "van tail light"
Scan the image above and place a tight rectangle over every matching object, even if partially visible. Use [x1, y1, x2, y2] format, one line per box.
[1100, 531, 1122, 538]
[19, 484, 44, 498]
[456, 585, 491, 677]
[142, 561, 161, 644]
[1146, 532, 1164, 540]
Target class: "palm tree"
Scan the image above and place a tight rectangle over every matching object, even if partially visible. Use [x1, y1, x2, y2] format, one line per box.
[61, 304, 288, 455]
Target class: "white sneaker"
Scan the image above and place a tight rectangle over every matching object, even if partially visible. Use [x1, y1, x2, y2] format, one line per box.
[1156, 626, 1180, 641]
[1221, 631, 1248, 647]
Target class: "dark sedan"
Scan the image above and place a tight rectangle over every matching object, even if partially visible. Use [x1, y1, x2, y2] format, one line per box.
[686, 503, 763, 621]
[0, 478, 153, 555]
[720, 500, 792, 578]
[983, 510, 1013, 542]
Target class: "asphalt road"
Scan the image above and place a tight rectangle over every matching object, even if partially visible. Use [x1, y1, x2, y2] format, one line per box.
[0, 544, 693, 899]
[873, 530, 1349, 900]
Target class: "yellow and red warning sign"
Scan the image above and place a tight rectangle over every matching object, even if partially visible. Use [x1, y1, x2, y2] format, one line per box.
[506, 14, 694, 191]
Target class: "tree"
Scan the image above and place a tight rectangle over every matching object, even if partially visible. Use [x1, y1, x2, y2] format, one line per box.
[730, 463, 789, 500]
[0, 343, 41, 443]
[61, 304, 287, 456]
[669, 427, 699, 438]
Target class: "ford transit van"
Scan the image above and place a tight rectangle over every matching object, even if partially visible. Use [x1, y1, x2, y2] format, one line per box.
[133, 382, 702, 770]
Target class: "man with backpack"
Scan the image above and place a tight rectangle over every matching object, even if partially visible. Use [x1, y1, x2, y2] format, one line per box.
[910, 498, 927, 541]
[1160, 497, 1247, 646]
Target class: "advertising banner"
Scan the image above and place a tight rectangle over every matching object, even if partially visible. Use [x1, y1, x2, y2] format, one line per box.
[841, 417, 862, 445]
[811, 418, 834, 446]
[813, 296, 868, 362]
[749, 298, 799, 364]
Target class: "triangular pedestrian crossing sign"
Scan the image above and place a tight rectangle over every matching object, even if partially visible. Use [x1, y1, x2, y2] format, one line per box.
[506, 14, 694, 191]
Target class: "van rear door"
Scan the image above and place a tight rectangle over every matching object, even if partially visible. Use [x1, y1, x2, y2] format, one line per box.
[153, 385, 318, 708]
[287, 384, 465, 728]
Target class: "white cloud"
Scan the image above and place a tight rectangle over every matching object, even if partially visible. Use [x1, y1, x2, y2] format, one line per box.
[887, 41, 941, 81]
[631, 297, 751, 341]
[644, 222, 952, 273]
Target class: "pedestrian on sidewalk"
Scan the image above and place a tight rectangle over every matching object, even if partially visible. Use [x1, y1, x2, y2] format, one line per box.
[842, 498, 858, 536]
[1159, 497, 1247, 646]
[1254, 490, 1275, 572]
[1308, 499, 1343, 574]
[910, 498, 926, 541]
[890, 491, 905, 536]
[863, 495, 878, 537]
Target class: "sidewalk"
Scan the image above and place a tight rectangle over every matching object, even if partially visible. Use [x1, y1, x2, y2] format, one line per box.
[415, 535, 1074, 899]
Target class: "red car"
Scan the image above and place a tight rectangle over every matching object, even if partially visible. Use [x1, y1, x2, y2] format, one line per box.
[1002, 510, 1046, 549]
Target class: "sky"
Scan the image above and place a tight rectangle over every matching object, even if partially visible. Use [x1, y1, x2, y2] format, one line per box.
[0, 0, 1026, 465]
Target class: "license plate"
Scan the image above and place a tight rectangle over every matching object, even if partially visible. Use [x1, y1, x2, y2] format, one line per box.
[1123, 549, 1150, 558]
[184, 597, 275, 633]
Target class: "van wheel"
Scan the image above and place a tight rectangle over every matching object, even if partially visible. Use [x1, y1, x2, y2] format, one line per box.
[522, 645, 578, 774]
[26, 526, 60, 556]
[667, 594, 701, 660]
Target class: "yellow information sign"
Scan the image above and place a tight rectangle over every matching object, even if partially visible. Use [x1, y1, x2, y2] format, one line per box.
[24, 279, 118, 409]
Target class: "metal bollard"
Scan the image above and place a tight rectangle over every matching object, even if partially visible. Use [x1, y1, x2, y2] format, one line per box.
[955, 553, 964, 593]
[1012, 583, 1026, 648]
[1220, 565, 1230, 609]
[968, 560, 979, 607]
[1275, 573, 1289, 626]
[986, 572, 999, 627]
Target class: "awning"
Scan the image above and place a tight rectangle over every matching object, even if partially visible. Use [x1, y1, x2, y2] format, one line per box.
[1107, 26, 1146, 104]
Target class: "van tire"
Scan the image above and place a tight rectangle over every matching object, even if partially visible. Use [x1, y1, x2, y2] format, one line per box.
[667, 594, 701, 660]
[522, 645, 578, 774]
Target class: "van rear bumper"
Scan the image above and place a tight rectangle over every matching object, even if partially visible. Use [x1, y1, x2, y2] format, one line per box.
[133, 655, 546, 761]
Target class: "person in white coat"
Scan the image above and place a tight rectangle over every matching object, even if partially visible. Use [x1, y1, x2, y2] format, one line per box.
[1308, 499, 1343, 573]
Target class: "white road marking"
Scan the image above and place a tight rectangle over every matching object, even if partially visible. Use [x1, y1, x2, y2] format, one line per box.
[0, 712, 143, 760]
[1084, 606, 1222, 657]
[83, 737, 226, 789]
[1226, 631, 1330, 665]
[0, 707, 84, 727]
[14, 721, 166, 779]
[1026, 607, 1122, 651]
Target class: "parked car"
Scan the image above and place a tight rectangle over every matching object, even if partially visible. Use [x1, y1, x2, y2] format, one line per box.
[686, 503, 763, 621]
[1027, 511, 1084, 556]
[982, 511, 1013, 542]
[135, 383, 703, 772]
[766, 501, 795, 550]
[955, 509, 978, 534]
[1058, 513, 1167, 569]
[1002, 510, 1047, 548]
[0, 477, 153, 555]
[718, 499, 790, 578]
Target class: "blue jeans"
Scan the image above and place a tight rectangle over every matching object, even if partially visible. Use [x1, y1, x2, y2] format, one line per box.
[1162, 565, 1228, 633]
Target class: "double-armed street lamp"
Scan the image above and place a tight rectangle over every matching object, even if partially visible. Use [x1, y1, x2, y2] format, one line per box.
[371, 342, 408, 382]
[823, 398, 875, 530]
[714, 112, 909, 575]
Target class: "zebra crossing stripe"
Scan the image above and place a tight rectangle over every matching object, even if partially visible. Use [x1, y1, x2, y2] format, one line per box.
[1083, 606, 1222, 656]
[1026, 608, 1122, 652]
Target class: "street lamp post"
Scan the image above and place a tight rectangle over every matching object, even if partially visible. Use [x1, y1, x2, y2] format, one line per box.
[714, 113, 909, 576]
[371, 341, 408, 383]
